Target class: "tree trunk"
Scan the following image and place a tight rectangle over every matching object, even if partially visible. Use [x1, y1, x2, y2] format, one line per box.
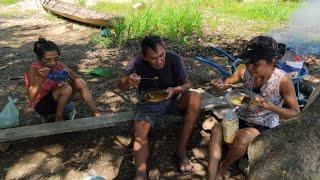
[247, 85, 320, 180]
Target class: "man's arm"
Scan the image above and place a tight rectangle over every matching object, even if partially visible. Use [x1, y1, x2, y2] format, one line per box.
[118, 54, 140, 91]
[118, 73, 141, 91]
[172, 80, 192, 94]
[118, 75, 130, 91]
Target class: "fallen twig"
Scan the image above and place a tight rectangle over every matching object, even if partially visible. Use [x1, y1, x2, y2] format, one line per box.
[9, 76, 24, 80]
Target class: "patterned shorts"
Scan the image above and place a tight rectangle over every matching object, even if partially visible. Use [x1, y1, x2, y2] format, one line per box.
[134, 95, 182, 126]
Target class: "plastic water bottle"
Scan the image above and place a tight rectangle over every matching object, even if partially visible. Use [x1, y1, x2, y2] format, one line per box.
[222, 108, 239, 144]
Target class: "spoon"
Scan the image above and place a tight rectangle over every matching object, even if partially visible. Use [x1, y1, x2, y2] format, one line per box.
[223, 83, 244, 88]
[141, 77, 159, 80]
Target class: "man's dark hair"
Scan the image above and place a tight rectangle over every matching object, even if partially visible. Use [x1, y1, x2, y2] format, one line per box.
[34, 38, 60, 60]
[140, 35, 165, 56]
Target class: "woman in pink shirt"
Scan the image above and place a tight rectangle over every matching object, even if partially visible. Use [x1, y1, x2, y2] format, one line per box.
[25, 38, 101, 122]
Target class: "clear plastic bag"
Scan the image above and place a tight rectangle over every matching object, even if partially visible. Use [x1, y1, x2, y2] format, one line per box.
[0, 97, 19, 129]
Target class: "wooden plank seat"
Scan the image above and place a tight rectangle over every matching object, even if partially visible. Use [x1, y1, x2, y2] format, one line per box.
[0, 94, 228, 143]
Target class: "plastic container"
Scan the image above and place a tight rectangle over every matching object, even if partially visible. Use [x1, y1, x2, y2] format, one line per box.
[226, 89, 258, 109]
[222, 108, 239, 144]
[47, 70, 69, 81]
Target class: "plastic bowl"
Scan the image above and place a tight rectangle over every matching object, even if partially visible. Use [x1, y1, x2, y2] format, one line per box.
[48, 70, 69, 81]
[144, 90, 169, 103]
[226, 89, 258, 108]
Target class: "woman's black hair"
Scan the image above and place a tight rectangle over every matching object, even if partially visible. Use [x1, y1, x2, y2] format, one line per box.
[241, 36, 283, 63]
[277, 43, 287, 56]
[140, 35, 165, 56]
[34, 38, 60, 60]
[248, 36, 278, 52]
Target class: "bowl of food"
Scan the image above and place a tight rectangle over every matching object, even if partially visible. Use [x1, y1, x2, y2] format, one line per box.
[226, 89, 258, 108]
[143, 90, 169, 103]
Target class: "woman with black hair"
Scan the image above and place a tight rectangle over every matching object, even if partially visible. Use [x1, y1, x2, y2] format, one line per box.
[25, 38, 101, 122]
[208, 36, 300, 180]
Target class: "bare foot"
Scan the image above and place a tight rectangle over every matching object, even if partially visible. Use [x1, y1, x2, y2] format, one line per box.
[55, 116, 63, 122]
[134, 176, 147, 180]
[177, 152, 195, 175]
[134, 172, 147, 180]
[215, 173, 224, 180]
[94, 111, 102, 117]
[216, 168, 231, 180]
[180, 160, 195, 174]
[216, 168, 225, 180]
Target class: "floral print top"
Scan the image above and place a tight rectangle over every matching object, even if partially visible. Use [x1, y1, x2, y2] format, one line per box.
[236, 68, 287, 128]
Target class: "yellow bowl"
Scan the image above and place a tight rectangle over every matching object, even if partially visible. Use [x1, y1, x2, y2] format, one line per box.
[144, 90, 169, 103]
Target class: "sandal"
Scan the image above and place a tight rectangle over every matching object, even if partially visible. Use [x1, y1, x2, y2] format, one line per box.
[174, 153, 195, 175]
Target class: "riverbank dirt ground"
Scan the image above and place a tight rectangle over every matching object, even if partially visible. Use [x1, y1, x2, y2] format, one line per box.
[1, 1, 319, 179]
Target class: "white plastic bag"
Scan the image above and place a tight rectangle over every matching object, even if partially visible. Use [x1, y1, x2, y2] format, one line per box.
[0, 97, 19, 129]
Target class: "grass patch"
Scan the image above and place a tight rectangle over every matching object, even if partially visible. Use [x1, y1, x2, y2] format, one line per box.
[76, 0, 85, 6]
[212, 1, 297, 21]
[91, 0, 203, 46]
[203, 0, 299, 35]
[89, 0, 300, 46]
[0, 0, 18, 5]
[91, 34, 113, 47]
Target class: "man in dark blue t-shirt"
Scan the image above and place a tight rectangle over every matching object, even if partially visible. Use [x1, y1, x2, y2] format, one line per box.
[118, 35, 201, 179]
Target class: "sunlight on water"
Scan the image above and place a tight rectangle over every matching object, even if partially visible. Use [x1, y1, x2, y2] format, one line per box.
[269, 1, 320, 56]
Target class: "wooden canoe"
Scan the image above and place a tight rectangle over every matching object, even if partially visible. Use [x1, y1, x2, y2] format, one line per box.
[40, 0, 124, 28]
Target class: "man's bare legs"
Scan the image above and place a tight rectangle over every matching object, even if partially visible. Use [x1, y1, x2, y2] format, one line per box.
[208, 123, 223, 180]
[133, 120, 152, 180]
[133, 91, 201, 178]
[177, 91, 201, 170]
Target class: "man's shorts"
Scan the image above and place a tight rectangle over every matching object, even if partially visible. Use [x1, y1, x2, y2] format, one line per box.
[134, 95, 183, 126]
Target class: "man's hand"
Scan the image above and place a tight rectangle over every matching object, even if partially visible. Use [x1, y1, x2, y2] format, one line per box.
[165, 87, 175, 100]
[128, 73, 141, 87]
[38, 67, 50, 78]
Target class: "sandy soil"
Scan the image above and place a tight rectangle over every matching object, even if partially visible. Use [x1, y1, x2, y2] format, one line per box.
[0, 1, 319, 179]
